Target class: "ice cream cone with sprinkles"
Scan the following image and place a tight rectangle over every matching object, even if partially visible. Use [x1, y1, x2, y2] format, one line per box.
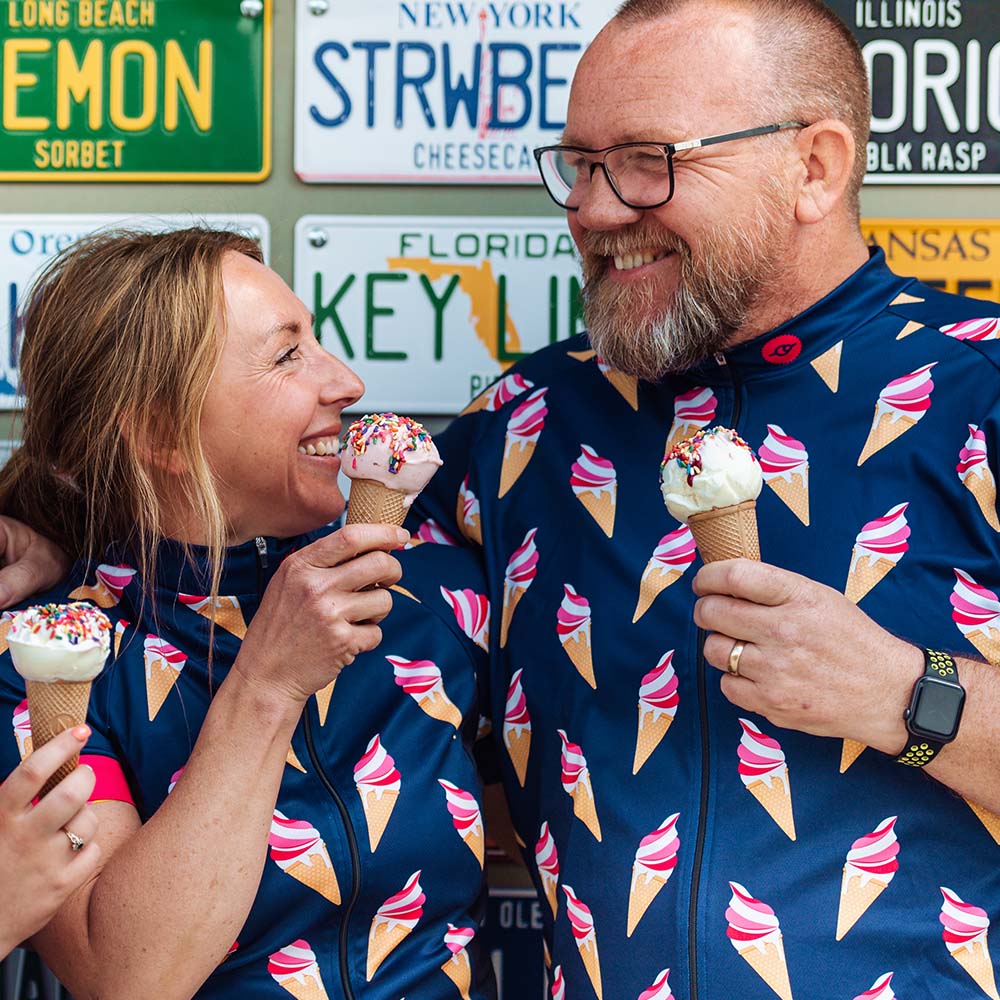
[633, 527, 697, 622]
[367, 871, 424, 981]
[940, 887, 1000, 1000]
[857, 364, 936, 466]
[559, 729, 602, 842]
[500, 529, 539, 647]
[737, 719, 795, 841]
[563, 885, 603, 1000]
[633, 652, 679, 774]
[269, 940, 330, 1000]
[499, 388, 548, 497]
[354, 735, 401, 852]
[441, 924, 475, 1000]
[836, 817, 899, 940]
[958, 425, 1000, 531]
[627, 813, 679, 936]
[269, 810, 341, 905]
[951, 569, 1000, 663]
[534, 822, 560, 918]
[503, 670, 531, 786]
[726, 882, 793, 1000]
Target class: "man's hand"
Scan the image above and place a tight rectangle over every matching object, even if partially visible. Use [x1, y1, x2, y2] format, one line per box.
[692, 559, 924, 754]
[0, 516, 71, 608]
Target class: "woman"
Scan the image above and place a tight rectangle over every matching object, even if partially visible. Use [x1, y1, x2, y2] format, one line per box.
[0, 228, 494, 999]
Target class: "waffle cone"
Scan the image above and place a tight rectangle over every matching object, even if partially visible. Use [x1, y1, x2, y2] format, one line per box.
[0, 618, 12, 655]
[417, 691, 462, 729]
[205, 603, 247, 640]
[835, 872, 888, 940]
[665, 421, 698, 453]
[966, 628, 1000, 665]
[688, 501, 760, 563]
[632, 566, 683, 622]
[504, 726, 530, 786]
[68, 581, 115, 608]
[315, 680, 336, 726]
[441, 950, 472, 1000]
[276, 971, 330, 1000]
[500, 583, 526, 648]
[498, 439, 536, 498]
[146, 654, 180, 721]
[632, 708, 673, 774]
[571, 775, 602, 842]
[286, 744, 307, 772]
[577, 489, 616, 538]
[604, 369, 638, 410]
[810, 343, 842, 392]
[766, 472, 810, 526]
[541, 872, 558, 919]
[966, 798, 1000, 845]
[359, 788, 399, 852]
[25, 679, 91, 797]
[858, 412, 917, 466]
[839, 739, 866, 773]
[462, 827, 485, 868]
[966, 473, 1000, 532]
[346, 479, 409, 526]
[738, 938, 793, 1000]
[562, 631, 596, 689]
[286, 851, 341, 905]
[747, 771, 796, 841]
[627, 869, 667, 937]
[367, 920, 412, 981]
[844, 553, 895, 604]
[951, 938, 1000, 1000]
[576, 936, 603, 1000]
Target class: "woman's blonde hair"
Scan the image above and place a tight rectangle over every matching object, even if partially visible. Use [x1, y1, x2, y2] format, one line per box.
[0, 225, 264, 612]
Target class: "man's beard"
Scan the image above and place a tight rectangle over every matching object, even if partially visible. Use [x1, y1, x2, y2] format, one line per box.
[579, 187, 790, 380]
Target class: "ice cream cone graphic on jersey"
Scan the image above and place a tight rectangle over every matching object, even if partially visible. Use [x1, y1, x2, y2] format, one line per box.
[810, 340, 843, 392]
[354, 735, 401, 852]
[596, 355, 638, 410]
[952, 569, 1000, 663]
[627, 813, 679, 936]
[958, 425, 1000, 531]
[12, 699, 31, 760]
[406, 519, 459, 549]
[269, 810, 341, 905]
[759, 425, 810, 526]
[439, 779, 484, 868]
[441, 925, 475, 1000]
[638, 969, 675, 1000]
[390, 655, 462, 728]
[966, 799, 1000, 845]
[0, 612, 14, 655]
[570, 445, 617, 537]
[666, 386, 717, 451]
[845, 502, 910, 605]
[633, 651, 679, 774]
[112, 620, 128, 659]
[940, 887, 1000, 999]
[286, 744, 306, 772]
[499, 388, 548, 498]
[143, 634, 186, 721]
[737, 719, 796, 840]
[633, 527, 697, 623]
[559, 729, 602, 842]
[534, 822, 560, 918]
[439, 586, 490, 652]
[269, 940, 329, 1000]
[726, 881, 793, 1000]
[563, 885, 603, 1000]
[550, 965, 565, 999]
[367, 871, 424, 981]
[314, 680, 336, 726]
[503, 670, 531, 786]
[177, 593, 247, 639]
[836, 816, 899, 939]
[461, 372, 533, 415]
[942, 316, 1000, 342]
[858, 363, 936, 465]
[69, 563, 136, 608]
[500, 529, 539, 647]
[840, 739, 866, 773]
[557, 585, 595, 688]
[853, 972, 897, 1000]
[457, 475, 482, 545]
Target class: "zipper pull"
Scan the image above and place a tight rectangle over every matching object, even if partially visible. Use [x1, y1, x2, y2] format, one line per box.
[714, 352, 727, 366]
[255, 536, 268, 569]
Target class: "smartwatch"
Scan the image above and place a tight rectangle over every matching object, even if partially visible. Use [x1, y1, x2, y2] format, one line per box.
[895, 649, 965, 767]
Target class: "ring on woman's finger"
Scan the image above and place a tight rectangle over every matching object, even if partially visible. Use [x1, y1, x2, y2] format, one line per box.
[63, 828, 85, 852]
[728, 640, 747, 677]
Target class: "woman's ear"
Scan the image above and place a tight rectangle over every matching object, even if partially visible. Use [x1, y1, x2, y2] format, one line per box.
[793, 119, 857, 225]
[119, 414, 186, 476]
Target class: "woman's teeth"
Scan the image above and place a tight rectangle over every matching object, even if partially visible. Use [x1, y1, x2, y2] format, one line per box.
[614, 249, 669, 271]
[298, 437, 341, 456]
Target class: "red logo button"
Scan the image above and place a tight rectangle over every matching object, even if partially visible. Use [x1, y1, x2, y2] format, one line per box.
[762, 334, 802, 365]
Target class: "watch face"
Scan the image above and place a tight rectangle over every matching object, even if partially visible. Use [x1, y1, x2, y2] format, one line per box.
[911, 677, 966, 741]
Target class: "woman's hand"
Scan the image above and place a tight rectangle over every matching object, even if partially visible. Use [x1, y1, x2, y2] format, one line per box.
[232, 524, 407, 706]
[0, 516, 71, 608]
[0, 726, 101, 957]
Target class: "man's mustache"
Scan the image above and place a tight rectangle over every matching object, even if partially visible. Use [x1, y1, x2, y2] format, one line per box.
[580, 226, 689, 260]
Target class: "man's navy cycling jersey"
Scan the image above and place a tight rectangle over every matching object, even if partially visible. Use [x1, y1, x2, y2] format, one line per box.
[412, 249, 1000, 1000]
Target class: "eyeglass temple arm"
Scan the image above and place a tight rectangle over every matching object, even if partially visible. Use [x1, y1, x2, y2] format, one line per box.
[670, 121, 807, 153]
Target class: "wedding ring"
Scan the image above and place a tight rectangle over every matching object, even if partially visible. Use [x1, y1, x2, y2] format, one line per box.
[728, 641, 747, 677]
[64, 829, 85, 852]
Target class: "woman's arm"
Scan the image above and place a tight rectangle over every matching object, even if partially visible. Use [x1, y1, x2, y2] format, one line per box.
[33, 524, 406, 1000]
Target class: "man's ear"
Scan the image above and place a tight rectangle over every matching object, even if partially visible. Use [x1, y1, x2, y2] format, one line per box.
[793, 119, 857, 224]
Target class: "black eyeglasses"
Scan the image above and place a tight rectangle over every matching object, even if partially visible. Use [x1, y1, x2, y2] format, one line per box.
[533, 122, 808, 210]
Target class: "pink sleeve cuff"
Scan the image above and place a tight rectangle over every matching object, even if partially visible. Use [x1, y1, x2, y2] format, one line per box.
[81, 754, 134, 805]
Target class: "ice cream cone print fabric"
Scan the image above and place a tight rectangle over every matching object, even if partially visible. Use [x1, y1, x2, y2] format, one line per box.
[941, 317, 1000, 341]
[627, 813, 679, 936]
[177, 593, 247, 639]
[367, 871, 424, 981]
[858, 363, 936, 465]
[759, 426, 810, 526]
[439, 586, 490, 652]
[441, 924, 475, 1000]
[563, 885, 603, 1000]
[845, 503, 910, 606]
[12, 698, 31, 759]
[726, 882, 793, 1000]
[268, 810, 341, 906]
[354, 735, 401, 852]
[439, 779, 484, 868]
[633, 527, 697, 623]
[667, 386, 716, 450]
[940, 888, 1000, 1000]
[503, 669, 532, 786]
[853, 972, 897, 1000]
[142, 634, 186, 721]
[559, 729, 601, 842]
[558, 585, 595, 689]
[639, 970, 674, 1000]
[736, 719, 796, 840]
[68, 563, 136, 608]
[836, 817, 899, 940]
[500, 529, 539, 647]
[269, 940, 329, 1000]
[499, 387, 547, 498]
[389, 655, 462, 729]
[570, 446, 617, 538]
[596, 355, 638, 411]
[457, 476, 482, 545]
[633, 651, 679, 774]
[462, 371, 533, 415]
[535, 822, 560, 918]
[958, 426, 1000, 531]
[951, 569, 1000, 663]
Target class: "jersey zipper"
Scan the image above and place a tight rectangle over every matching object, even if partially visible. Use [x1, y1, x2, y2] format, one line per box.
[688, 356, 742, 1000]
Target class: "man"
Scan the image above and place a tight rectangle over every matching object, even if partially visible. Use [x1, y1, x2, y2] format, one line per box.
[408, 2, 1000, 999]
